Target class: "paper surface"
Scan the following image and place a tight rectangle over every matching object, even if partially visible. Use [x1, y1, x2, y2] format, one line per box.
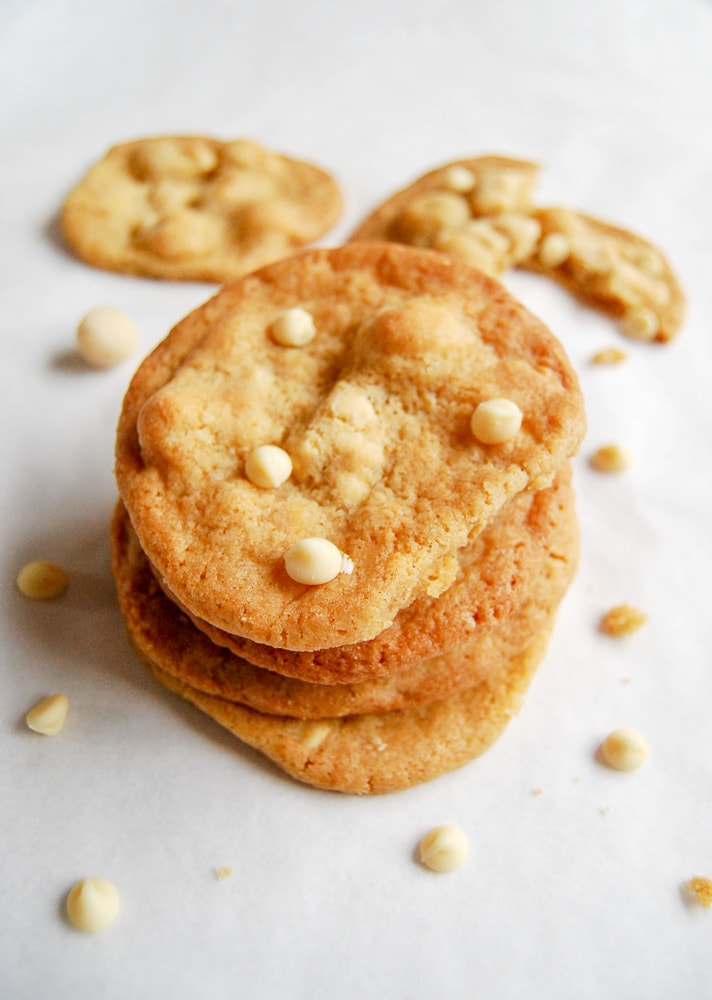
[2, 2, 711, 997]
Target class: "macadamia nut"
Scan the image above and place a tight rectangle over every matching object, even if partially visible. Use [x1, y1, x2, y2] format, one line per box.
[16, 560, 69, 599]
[25, 694, 69, 735]
[599, 728, 649, 771]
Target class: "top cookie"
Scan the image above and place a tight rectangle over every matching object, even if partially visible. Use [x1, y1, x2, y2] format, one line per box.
[349, 155, 541, 275]
[62, 136, 342, 282]
[115, 243, 585, 651]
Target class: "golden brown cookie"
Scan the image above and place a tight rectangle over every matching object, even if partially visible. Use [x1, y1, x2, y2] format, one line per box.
[523, 208, 685, 342]
[151, 465, 574, 684]
[62, 136, 342, 282]
[349, 156, 541, 275]
[111, 479, 577, 717]
[116, 243, 585, 652]
[144, 619, 557, 794]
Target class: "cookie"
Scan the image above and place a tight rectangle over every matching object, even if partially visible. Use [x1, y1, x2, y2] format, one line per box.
[62, 136, 342, 282]
[523, 208, 685, 342]
[111, 479, 577, 718]
[144, 617, 557, 795]
[151, 464, 574, 684]
[115, 243, 585, 651]
[349, 155, 541, 275]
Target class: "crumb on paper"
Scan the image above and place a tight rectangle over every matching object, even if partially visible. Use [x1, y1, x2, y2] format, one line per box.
[532, 788, 543, 797]
[600, 604, 648, 637]
[215, 867, 233, 881]
[683, 876, 712, 908]
[591, 347, 627, 365]
[589, 443, 633, 473]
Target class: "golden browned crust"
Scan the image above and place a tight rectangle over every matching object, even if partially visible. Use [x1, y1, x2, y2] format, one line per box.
[62, 135, 342, 283]
[111, 483, 577, 717]
[115, 243, 585, 652]
[152, 465, 574, 684]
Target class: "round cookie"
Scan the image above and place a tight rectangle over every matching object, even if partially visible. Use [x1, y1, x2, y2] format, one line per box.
[62, 136, 342, 283]
[349, 155, 541, 275]
[151, 465, 574, 684]
[116, 243, 585, 651]
[522, 207, 685, 343]
[111, 484, 577, 718]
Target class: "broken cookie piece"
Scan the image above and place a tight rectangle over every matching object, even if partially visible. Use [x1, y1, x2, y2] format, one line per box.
[523, 207, 685, 342]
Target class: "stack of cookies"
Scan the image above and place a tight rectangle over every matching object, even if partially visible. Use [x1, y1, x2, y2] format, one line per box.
[112, 242, 586, 794]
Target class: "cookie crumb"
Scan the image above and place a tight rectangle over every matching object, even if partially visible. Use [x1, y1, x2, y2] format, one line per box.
[66, 877, 120, 933]
[598, 728, 649, 771]
[591, 347, 627, 365]
[215, 867, 233, 881]
[600, 604, 648, 636]
[77, 306, 139, 368]
[419, 825, 469, 873]
[25, 694, 68, 735]
[532, 788, 543, 797]
[16, 560, 69, 599]
[589, 444, 633, 473]
[683, 876, 712, 908]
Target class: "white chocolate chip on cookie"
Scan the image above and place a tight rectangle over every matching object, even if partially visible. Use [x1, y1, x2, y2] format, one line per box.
[284, 538, 352, 585]
[270, 308, 316, 346]
[245, 445, 292, 488]
[471, 399, 523, 445]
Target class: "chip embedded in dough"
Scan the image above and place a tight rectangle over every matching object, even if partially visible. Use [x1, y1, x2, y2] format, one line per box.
[115, 243, 585, 652]
[61, 135, 342, 282]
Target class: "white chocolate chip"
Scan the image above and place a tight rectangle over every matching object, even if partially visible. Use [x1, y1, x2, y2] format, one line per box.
[470, 398, 523, 445]
[244, 445, 292, 488]
[16, 560, 69, 599]
[419, 825, 469, 873]
[76, 307, 139, 369]
[590, 444, 633, 473]
[599, 729, 649, 771]
[620, 306, 660, 342]
[538, 232, 571, 268]
[284, 538, 351, 585]
[66, 877, 120, 933]
[25, 694, 69, 735]
[442, 165, 476, 193]
[270, 307, 316, 347]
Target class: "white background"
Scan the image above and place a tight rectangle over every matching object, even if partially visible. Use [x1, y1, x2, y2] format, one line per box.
[2, 1, 711, 997]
